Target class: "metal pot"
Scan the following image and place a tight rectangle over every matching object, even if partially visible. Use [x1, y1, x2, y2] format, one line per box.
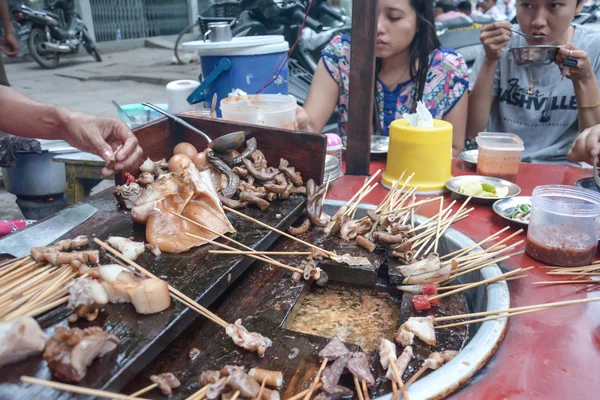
[1, 150, 66, 196]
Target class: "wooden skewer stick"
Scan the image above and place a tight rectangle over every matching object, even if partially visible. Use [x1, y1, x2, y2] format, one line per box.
[209, 250, 313, 256]
[430, 197, 472, 256]
[546, 272, 600, 276]
[439, 254, 526, 286]
[388, 357, 409, 400]
[435, 295, 600, 323]
[361, 380, 371, 400]
[130, 383, 159, 397]
[377, 178, 401, 213]
[349, 169, 382, 207]
[432, 197, 444, 254]
[186, 377, 227, 400]
[172, 213, 279, 264]
[22, 295, 69, 320]
[391, 381, 399, 400]
[406, 199, 454, 233]
[323, 172, 333, 200]
[430, 267, 531, 301]
[21, 376, 150, 400]
[435, 304, 557, 329]
[438, 274, 528, 290]
[440, 226, 510, 261]
[0, 256, 26, 269]
[187, 233, 303, 274]
[481, 228, 524, 256]
[354, 377, 365, 400]
[0, 257, 29, 279]
[223, 206, 336, 257]
[303, 358, 328, 400]
[94, 238, 229, 328]
[396, 365, 427, 398]
[256, 378, 267, 400]
[347, 183, 378, 218]
[533, 280, 600, 286]
[230, 390, 241, 400]
[0, 261, 38, 285]
[286, 383, 323, 400]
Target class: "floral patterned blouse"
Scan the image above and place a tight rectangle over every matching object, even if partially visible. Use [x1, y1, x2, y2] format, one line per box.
[322, 34, 469, 136]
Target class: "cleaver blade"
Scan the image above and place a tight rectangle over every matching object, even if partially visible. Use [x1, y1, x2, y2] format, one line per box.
[0, 203, 97, 258]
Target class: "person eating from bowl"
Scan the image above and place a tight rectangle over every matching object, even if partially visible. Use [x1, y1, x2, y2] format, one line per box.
[296, 0, 469, 156]
[0, 85, 143, 176]
[467, 0, 600, 165]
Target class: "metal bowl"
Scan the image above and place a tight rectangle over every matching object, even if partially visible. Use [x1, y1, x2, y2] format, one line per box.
[323, 200, 510, 400]
[446, 175, 521, 204]
[493, 196, 532, 227]
[510, 45, 559, 66]
[342, 135, 389, 154]
[458, 149, 478, 166]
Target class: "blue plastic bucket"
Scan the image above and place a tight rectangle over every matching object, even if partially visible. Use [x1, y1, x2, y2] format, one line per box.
[182, 36, 290, 118]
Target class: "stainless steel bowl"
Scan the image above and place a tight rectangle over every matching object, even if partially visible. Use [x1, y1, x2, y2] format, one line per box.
[510, 45, 559, 66]
[493, 195, 532, 227]
[446, 175, 521, 204]
[342, 135, 389, 154]
[458, 149, 478, 166]
[323, 200, 510, 400]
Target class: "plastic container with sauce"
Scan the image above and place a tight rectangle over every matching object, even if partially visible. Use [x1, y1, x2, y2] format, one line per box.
[476, 132, 524, 183]
[220, 94, 297, 130]
[526, 185, 600, 267]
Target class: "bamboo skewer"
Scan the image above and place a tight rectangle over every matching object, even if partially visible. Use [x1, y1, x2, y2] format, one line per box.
[437, 274, 528, 290]
[21, 376, 150, 400]
[94, 238, 229, 328]
[0, 257, 30, 279]
[130, 383, 159, 397]
[25, 295, 69, 319]
[350, 169, 382, 207]
[256, 378, 267, 400]
[435, 305, 556, 329]
[0, 256, 26, 270]
[223, 206, 336, 257]
[388, 357, 409, 400]
[354, 377, 365, 400]
[209, 250, 313, 256]
[347, 183, 378, 219]
[323, 172, 333, 200]
[396, 365, 427, 398]
[187, 233, 303, 274]
[430, 267, 532, 302]
[533, 280, 600, 286]
[433, 198, 444, 255]
[186, 378, 227, 400]
[430, 197, 472, 256]
[303, 358, 328, 400]
[361, 380, 370, 400]
[448, 250, 525, 282]
[287, 383, 323, 400]
[172, 213, 279, 264]
[440, 226, 511, 261]
[230, 390, 241, 400]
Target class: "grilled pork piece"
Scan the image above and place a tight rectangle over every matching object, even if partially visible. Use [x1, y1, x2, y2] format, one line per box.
[379, 339, 397, 370]
[199, 370, 221, 386]
[67, 277, 109, 322]
[396, 316, 436, 346]
[227, 369, 261, 398]
[43, 327, 119, 383]
[150, 372, 181, 395]
[386, 346, 413, 383]
[31, 235, 89, 261]
[319, 336, 350, 361]
[107, 236, 145, 261]
[321, 353, 351, 392]
[0, 317, 48, 367]
[225, 319, 272, 357]
[346, 352, 375, 386]
[126, 278, 171, 314]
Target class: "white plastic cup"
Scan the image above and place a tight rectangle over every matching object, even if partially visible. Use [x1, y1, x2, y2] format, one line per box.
[220, 94, 297, 130]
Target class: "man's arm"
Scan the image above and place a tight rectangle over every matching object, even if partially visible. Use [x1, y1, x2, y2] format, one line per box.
[0, 85, 144, 176]
[0, 0, 18, 57]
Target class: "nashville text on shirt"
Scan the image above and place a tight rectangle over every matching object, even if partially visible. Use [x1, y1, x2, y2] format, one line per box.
[498, 78, 577, 119]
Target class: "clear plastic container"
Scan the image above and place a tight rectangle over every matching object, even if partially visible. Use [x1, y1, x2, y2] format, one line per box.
[526, 185, 600, 267]
[220, 94, 297, 130]
[476, 132, 524, 183]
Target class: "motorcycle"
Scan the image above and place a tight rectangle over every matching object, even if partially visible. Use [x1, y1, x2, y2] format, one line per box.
[11, 2, 101, 69]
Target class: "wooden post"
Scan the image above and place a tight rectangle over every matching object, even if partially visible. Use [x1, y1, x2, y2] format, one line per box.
[345, 0, 378, 176]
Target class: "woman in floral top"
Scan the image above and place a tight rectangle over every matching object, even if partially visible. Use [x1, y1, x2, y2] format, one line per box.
[296, 0, 469, 155]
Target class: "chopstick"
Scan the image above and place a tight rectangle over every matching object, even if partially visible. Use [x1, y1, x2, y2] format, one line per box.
[94, 238, 229, 328]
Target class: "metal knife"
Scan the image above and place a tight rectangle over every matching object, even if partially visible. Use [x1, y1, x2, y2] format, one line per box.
[0, 203, 97, 258]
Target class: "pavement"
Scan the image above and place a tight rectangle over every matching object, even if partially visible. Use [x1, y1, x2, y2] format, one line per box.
[0, 41, 202, 220]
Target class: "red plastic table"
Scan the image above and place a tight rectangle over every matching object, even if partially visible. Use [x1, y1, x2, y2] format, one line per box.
[326, 160, 599, 400]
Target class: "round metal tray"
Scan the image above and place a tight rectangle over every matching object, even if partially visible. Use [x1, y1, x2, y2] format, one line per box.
[446, 175, 521, 205]
[322, 200, 510, 400]
[493, 196, 531, 227]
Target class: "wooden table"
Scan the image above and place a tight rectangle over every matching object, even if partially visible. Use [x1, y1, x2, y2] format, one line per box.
[122, 159, 600, 400]
[53, 152, 111, 205]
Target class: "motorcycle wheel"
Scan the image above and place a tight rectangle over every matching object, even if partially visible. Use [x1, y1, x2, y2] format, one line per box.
[89, 48, 102, 62]
[28, 28, 60, 69]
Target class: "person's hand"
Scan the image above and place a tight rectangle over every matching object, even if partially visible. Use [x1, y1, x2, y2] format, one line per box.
[480, 21, 512, 62]
[555, 43, 595, 83]
[568, 125, 600, 165]
[1, 31, 19, 58]
[296, 106, 310, 132]
[64, 112, 144, 176]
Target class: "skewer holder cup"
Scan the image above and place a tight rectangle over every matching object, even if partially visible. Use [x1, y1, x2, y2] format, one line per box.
[382, 119, 453, 194]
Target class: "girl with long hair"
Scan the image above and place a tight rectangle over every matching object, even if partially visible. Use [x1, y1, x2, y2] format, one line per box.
[296, 0, 469, 156]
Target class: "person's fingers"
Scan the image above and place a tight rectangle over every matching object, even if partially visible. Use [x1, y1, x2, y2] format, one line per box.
[585, 128, 600, 158]
[101, 166, 115, 177]
[89, 132, 114, 161]
[116, 136, 138, 162]
[113, 145, 143, 172]
[484, 34, 511, 46]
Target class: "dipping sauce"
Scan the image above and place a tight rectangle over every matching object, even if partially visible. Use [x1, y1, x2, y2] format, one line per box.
[526, 227, 597, 267]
